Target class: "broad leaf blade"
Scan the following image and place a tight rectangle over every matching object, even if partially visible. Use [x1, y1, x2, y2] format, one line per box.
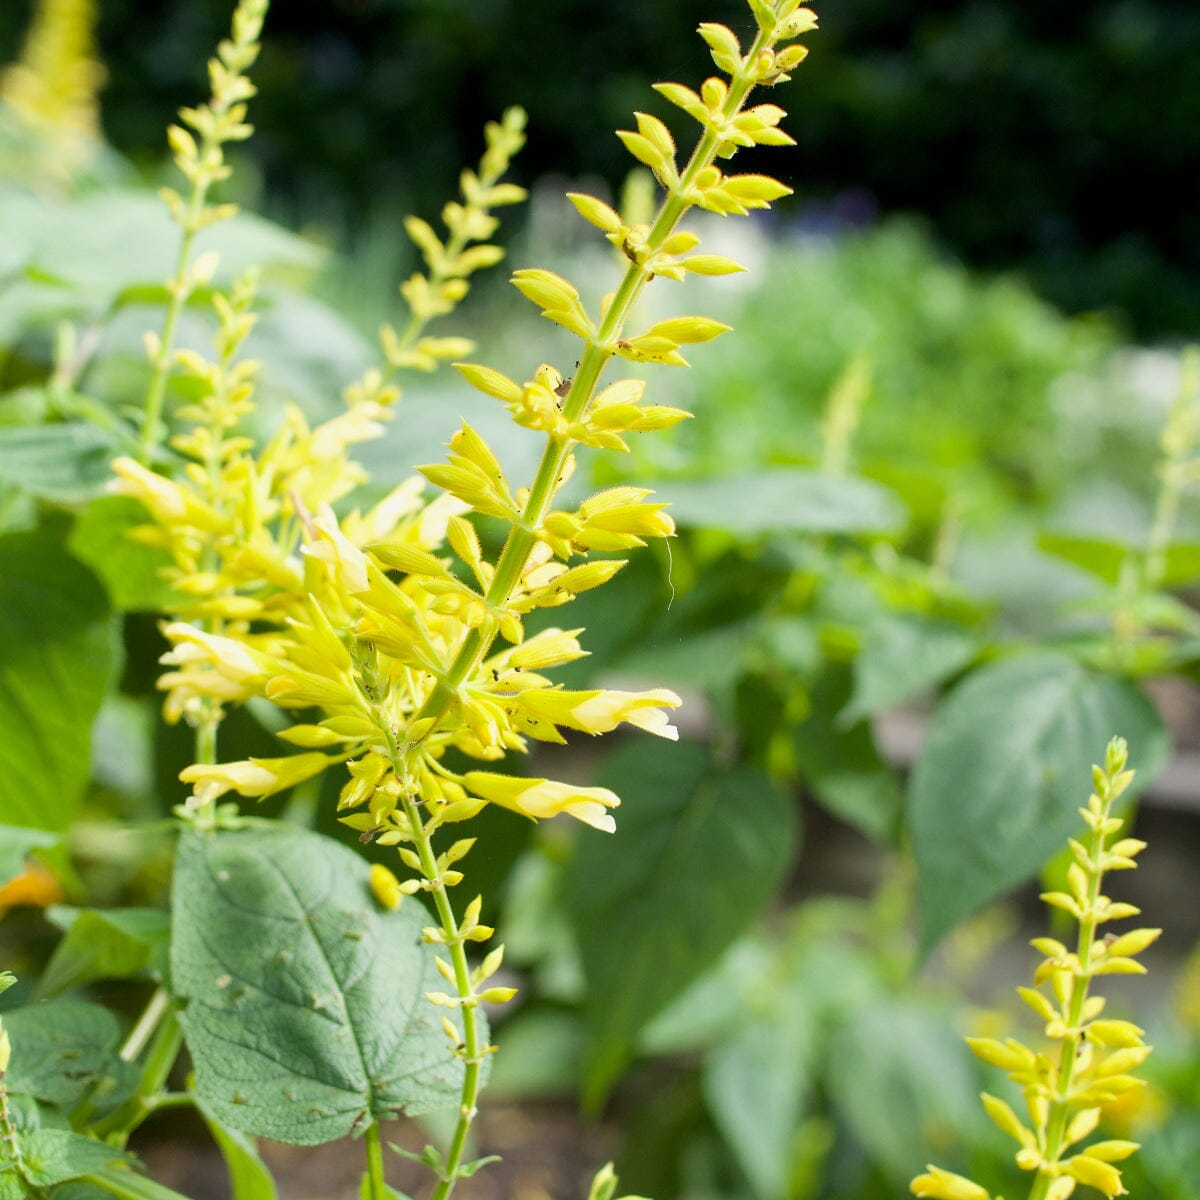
[37, 907, 170, 999]
[0, 423, 120, 504]
[171, 827, 473, 1145]
[565, 740, 798, 1109]
[908, 652, 1168, 951]
[840, 614, 976, 726]
[662, 469, 905, 536]
[2, 998, 131, 1109]
[20, 1131, 130, 1187]
[0, 531, 115, 831]
[68, 497, 182, 612]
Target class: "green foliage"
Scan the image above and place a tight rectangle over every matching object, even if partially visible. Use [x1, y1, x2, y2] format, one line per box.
[566, 740, 798, 1107]
[171, 827, 475, 1145]
[0, 529, 115, 830]
[908, 653, 1168, 951]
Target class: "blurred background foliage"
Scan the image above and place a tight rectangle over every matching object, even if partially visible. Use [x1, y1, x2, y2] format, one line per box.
[2, 2, 1199, 1199]
[2, 0, 1198, 336]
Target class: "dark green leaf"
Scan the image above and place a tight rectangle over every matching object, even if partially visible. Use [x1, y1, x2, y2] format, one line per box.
[37, 908, 170, 999]
[662, 469, 904, 536]
[171, 827, 476, 1145]
[703, 1005, 815, 1200]
[793, 668, 904, 845]
[2, 998, 127, 1108]
[908, 652, 1169, 951]
[0, 423, 120, 504]
[0, 824, 58, 887]
[68, 497, 181, 612]
[840, 614, 976, 725]
[0, 531, 115, 831]
[20, 1131, 129, 1187]
[565, 740, 798, 1108]
[1039, 532, 1200, 590]
[825, 1001, 981, 1181]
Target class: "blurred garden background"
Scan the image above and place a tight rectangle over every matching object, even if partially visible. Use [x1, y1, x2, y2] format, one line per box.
[1, 0, 1199, 1198]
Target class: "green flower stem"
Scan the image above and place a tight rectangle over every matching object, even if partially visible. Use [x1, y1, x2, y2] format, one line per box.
[364, 1118, 388, 1200]
[1027, 803, 1108, 1200]
[118, 985, 171, 1063]
[137, 184, 209, 464]
[390, 774, 483, 1200]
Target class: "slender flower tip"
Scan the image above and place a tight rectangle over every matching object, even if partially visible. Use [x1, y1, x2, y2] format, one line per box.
[462, 772, 621, 833]
[910, 1166, 991, 1200]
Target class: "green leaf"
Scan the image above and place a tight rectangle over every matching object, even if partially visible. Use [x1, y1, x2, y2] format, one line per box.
[197, 1105, 279, 1200]
[0, 1171, 24, 1200]
[793, 669, 904, 845]
[0, 423, 120, 504]
[840, 614, 976, 726]
[69, 497, 181, 612]
[77, 1165, 196, 1200]
[2, 998, 131, 1109]
[171, 827, 477, 1145]
[565, 740, 798, 1109]
[20, 1131, 129, 1187]
[1036, 532, 1127, 585]
[1038, 531, 1200, 589]
[703, 1005, 815, 1200]
[37, 907, 170, 999]
[0, 824, 58, 887]
[662, 469, 904, 536]
[0, 530, 115, 831]
[825, 1001, 982, 1181]
[908, 652, 1169, 951]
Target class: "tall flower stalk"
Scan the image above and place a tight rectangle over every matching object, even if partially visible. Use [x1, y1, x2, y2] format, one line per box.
[912, 737, 1157, 1200]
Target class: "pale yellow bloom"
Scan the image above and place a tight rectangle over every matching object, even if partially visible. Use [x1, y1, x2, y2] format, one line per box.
[462, 772, 620, 832]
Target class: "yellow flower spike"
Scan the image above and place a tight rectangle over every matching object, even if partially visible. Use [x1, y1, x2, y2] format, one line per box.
[461, 772, 620, 833]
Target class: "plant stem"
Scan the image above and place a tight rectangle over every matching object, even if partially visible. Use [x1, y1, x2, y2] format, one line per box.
[138, 196, 203, 463]
[391, 781, 482, 1200]
[364, 1119, 388, 1200]
[119, 986, 171, 1062]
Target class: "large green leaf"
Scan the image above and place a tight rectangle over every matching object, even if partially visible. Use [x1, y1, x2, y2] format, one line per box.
[825, 1000, 982, 1181]
[68, 497, 181, 612]
[37, 907, 170, 999]
[0, 423, 120, 504]
[2, 998, 131, 1109]
[840, 613, 977, 726]
[0, 531, 115, 831]
[565, 740, 798, 1108]
[703, 1004, 815, 1200]
[661, 469, 905, 536]
[907, 652, 1169, 951]
[171, 827, 474, 1146]
[792, 668, 904, 845]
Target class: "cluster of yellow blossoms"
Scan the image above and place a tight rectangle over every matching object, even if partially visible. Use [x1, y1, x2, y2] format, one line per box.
[913, 738, 1157, 1200]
